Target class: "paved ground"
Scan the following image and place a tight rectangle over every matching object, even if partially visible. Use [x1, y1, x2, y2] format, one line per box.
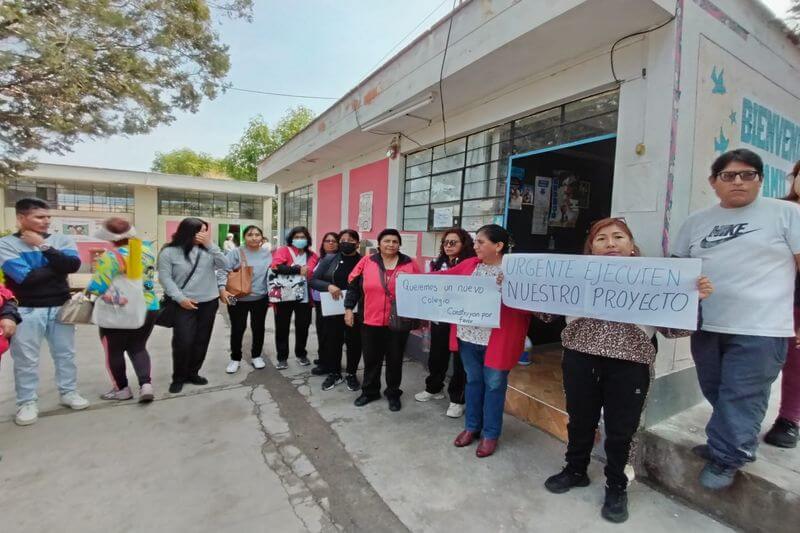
[0, 310, 734, 532]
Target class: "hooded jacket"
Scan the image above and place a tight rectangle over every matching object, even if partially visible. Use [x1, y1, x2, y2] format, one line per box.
[344, 253, 421, 327]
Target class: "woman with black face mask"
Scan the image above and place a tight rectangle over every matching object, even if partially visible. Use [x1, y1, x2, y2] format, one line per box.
[310, 229, 363, 392]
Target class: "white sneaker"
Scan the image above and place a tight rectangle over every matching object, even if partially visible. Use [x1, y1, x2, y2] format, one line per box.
[446, 402, 465, 418]
[226, 360, 240, 374]
[100, 387, 133, 401]
[59, 391, 90, 410]
[15, 401, 38, 426]
[252, 357, 266, 370]
[415, 390, 445, 402]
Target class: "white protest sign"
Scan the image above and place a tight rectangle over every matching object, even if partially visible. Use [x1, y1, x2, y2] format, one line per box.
[320, 291, 355, 316]
[395, 274, 501, 327]
[502, 254, 702, 329]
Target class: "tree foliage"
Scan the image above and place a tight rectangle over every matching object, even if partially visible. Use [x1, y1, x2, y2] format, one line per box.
[223, 105, 315, 181]
[151, 148, 224, 177]
[0, 0, 253, 179]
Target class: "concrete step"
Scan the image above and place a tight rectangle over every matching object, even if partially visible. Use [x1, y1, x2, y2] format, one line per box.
[638, 400, 800, 533]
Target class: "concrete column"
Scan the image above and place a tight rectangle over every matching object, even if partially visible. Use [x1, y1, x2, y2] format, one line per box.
[386, 155, 403, 228]
[133, 185, 158, 243]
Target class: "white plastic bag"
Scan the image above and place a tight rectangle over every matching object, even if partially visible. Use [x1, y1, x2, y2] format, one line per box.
[92, 277, 147, 329]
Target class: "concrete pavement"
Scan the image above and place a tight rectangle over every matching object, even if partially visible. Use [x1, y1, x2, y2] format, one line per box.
[0, 311, 733, 532]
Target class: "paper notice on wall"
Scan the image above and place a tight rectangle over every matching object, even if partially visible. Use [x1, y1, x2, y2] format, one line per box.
[358, 191, 373, 232]
[531, 177, 552, 235]
[399, 233, 419, 258]
[395, 274, 501, 327]
[502, 254, 702, 330]
[50, 218, 104, 242]
[433, 206, 454, 229]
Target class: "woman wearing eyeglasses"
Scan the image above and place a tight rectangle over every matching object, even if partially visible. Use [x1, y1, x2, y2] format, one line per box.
[415, 228, 474, 418]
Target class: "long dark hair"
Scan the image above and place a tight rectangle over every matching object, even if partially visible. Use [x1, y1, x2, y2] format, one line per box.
[319, 231, 339, 258]
[476, 224, 512, 255]
[783, 160, 800, 202]
[432, 227, 475, 271]
[166, 217, 208, 259]
[286, 226, 312, 254]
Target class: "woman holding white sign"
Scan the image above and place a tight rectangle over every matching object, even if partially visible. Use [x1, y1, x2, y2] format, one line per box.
[543, 218, 712, 524]
[442, 224, 532, 458]
[344, 229, 421, 412]
[310, 229, 363, 392]
[415, 228, 473, 418]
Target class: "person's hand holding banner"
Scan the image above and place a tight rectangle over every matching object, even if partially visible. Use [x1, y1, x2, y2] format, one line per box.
[395, 274, 501, 327]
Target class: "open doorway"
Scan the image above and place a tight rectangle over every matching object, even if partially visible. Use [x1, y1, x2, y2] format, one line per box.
[218, 224, 241, 249]
[502, 134, 616, 441]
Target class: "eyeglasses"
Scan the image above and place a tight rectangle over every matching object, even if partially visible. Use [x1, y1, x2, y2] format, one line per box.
[323, 239, 338, 244]
[443, 240, 461, 247]
[716, 170, 760, 182]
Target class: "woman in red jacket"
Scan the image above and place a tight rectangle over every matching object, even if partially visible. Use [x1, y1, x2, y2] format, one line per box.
[270, 226, 319, 370]
[344, 229, 421, 411]
[445, 224, 531, 458]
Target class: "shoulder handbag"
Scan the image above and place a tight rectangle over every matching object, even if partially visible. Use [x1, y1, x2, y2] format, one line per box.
[58, 291, 96, 325]
[267, 248, 307, 303]
[378, 264, 420, 332]
[92, 249, 147, 329]
[156, 250, 202, 328]
[225, 249, 253, 298]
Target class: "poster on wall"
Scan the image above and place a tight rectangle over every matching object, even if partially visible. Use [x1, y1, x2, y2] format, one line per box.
[399, 233, 419, 258]
[433, 206, 454, 229]
[358, 191, 373, 232]
[50, 218, 104, 242]
[509, 178, 523, 210]
[531, 176, 552, 235]
[521, 185, 534, 205]
[548, 172, 581, 228]
[691, 37, 799, 210]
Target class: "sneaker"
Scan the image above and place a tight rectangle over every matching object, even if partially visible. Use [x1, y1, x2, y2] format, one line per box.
[252, 357, 266, 370]
[139, 383, 154, 403]
[414, 390, 445, 402]
[764, 417, 799, 448]
[311, 365, 328, 376]
[15, 401, 38, 426]
[446, 402, 465, 418]
[699, 460, 738, 490]
[345, 373, 360, 391]
[544, 467, 591, 494]
[60, 391, 90, 410]
[322, 374, 343, 391]
[297, 357, 311, 366]
[276, 360, 289, 370]
[226, 361, 240, 374]
[100, 387, 133, 401]
[601, 485, 629, 523]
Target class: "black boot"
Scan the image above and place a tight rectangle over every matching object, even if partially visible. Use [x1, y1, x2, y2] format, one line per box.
[544, 467, 590, 494]
[764, 418, 799, 448]
[601, 484, 629, 523]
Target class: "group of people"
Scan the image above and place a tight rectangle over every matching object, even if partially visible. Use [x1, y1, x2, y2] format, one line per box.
[0, 149, 798, 525]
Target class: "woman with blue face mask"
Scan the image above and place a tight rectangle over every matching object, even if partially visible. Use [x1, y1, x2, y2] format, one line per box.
[270, 226, 319, 369]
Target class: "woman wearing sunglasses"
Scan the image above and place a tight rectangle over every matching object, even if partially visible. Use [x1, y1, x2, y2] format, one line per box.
[415, 228, 474, 418]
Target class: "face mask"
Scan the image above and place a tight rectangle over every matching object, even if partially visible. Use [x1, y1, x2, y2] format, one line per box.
[292, 239, 308, 249]
[339, 242, 357, 255]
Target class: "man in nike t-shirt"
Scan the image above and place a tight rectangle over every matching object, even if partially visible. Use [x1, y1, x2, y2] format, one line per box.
[672, 148, 800, 490]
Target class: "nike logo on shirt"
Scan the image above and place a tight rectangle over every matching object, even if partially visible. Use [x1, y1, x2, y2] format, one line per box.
[699, 223, 761, 248]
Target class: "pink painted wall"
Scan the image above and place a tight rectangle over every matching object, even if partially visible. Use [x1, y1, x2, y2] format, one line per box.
[316, 173, 343, 239]
[348, 159, 389, 241]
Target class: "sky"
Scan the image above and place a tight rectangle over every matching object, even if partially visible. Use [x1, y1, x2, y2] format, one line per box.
[36, 0, 794, 172]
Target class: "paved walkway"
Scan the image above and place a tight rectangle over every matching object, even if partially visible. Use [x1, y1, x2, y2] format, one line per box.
[0, 311, 733, 532]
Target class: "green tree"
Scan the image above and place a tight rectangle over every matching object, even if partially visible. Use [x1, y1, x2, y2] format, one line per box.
[223, 105, 315, 181]
[151, 148, 224, 177]
[0, 0, 253, 179]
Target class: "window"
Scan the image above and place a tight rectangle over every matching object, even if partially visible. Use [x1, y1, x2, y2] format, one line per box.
[402, 90, 619, 231]
[282, 185, 313, 235]
[156, 189, 263, 220]
[4, 179, 134, 212]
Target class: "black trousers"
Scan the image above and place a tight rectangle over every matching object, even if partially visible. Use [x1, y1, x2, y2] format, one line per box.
[274, 301, 312, 361]
[314, 301, 326, 358]
[361, 325, 409, 399]
[99, 311, 157, 389]
[171, 299, 219, 383]
[320, 314, 362, 376]
[425, 322, 465, 404]
[227, 298, 269, 361]
[562, 349, 650, 488]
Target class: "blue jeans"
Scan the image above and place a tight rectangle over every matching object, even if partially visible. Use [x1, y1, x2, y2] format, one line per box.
[10, 306, 77, 405]
[691, 331, 787, 468]
[459, 340, 510, 440]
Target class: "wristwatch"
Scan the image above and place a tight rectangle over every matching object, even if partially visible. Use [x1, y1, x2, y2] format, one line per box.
[38, 243, 52, 252]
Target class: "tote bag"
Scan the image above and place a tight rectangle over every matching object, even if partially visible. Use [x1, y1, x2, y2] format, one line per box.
[225, 249, 253, 298]
[267, 248, 307, 303]
[92, 250, 147, 329]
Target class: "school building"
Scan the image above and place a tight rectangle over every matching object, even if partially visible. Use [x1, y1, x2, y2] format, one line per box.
[0, 163, 276, 272]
